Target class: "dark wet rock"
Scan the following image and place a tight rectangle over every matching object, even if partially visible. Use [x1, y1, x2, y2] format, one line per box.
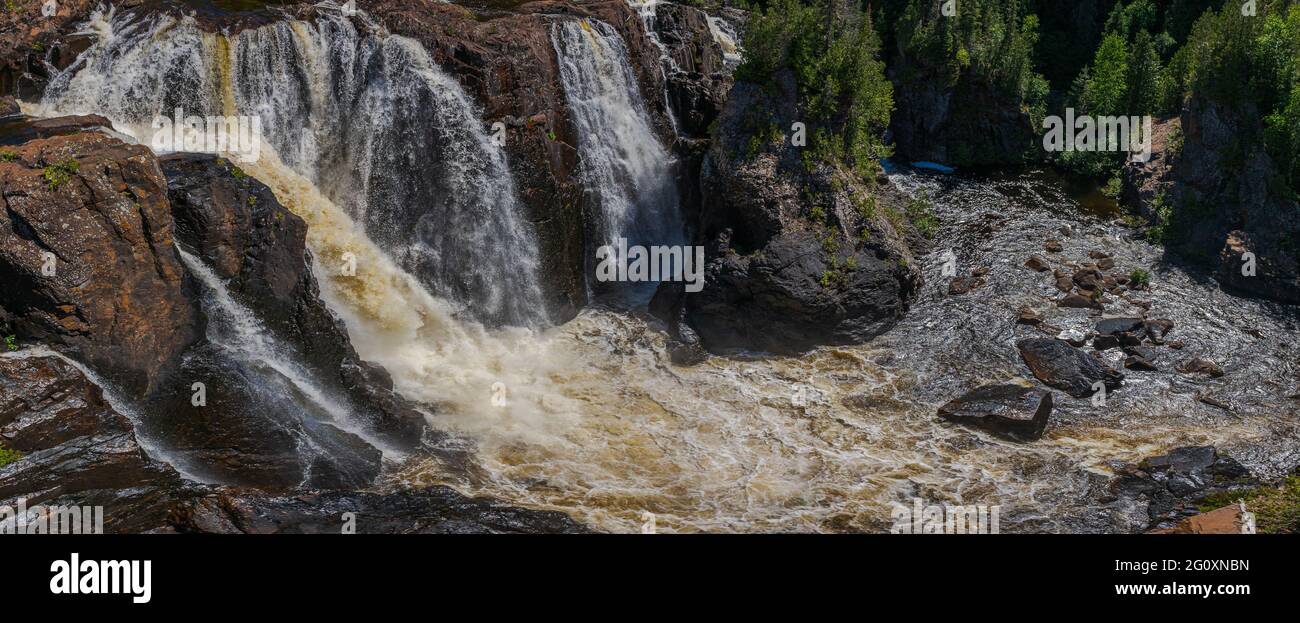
[160, 153, 428, 449]
[171, 486, 593, 534]
[640, 1, 732, 138]
[680, 73, 921, 355]
[0, 354, 190, 532]
[1143, 318, 1175, 342]
[1095, 317, 1143, 336]
[1110, 446, 1258, 530]
[1016, 338, 1123, 398]
[0, 96, 17, 116]
[1196, 391, 1232, 411]
[1087, 250, 1110, 260]
[1045, 240, 1063, 253]
[649, 282, 707, 366]
[1, 354, 590, 533]
[1096, 257, 1115, 271]
[1093, 335, 1122, 351]
[1178, 357, 1225, 378]
[140, 343, 382, 491]
[0, 127, 202, 396]
[1024, 255, 1050, 272]
[937, 383, 1054, 441]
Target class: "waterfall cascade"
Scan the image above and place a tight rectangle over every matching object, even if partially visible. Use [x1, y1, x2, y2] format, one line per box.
[23, 4, 1293, 533]
[37, 6, 546, 327]
[550, 17, 684, 296]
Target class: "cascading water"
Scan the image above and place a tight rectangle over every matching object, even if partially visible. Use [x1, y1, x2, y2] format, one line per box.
[551, 17, 684, 285]
[36, 6, 546, 327]
[27, 5, 1299, 533]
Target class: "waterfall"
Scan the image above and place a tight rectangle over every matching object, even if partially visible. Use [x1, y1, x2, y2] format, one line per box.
[551, 18, 684, 297]
[36, 6, 547, 328]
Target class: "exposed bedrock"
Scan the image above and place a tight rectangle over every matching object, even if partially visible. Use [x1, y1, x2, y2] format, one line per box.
[668, 74, 922, 355]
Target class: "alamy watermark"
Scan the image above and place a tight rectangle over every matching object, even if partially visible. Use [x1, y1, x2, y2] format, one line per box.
[890, 498, 1000, 534]
[595, 237, 705, 293]
[1, 498, 104, 534]
[1043, 108, 1152, 163]
[152, 108, 262, 164]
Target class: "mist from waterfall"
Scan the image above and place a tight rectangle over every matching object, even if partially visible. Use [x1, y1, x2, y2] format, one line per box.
[551, 17, 684, 291]
[37, 6, 547, 328]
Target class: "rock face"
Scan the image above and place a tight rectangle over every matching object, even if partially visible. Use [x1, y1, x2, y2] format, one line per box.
[1123, 98, 1300, 304]
[1110, 446, 1258, 531]
[0, 128, 203, 395]
[642, 2, 733, 138]
[677, 75, 921, 354]
[937, 383, 1054, 441]
[0, 354, 190, 533]
[0, 0, 98, 98]
[1016, 338, 1123, 398]
[1148, 504, 1254, 535]
[160, 154, 428, 450]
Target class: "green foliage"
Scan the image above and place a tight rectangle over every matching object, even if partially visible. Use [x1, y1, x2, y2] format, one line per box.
[42, 158, 79, 190]
[3, 334, 16, 351]
[0, 445, 20, 468]
[1175, 1, 1300, 194]
[736, 0, 895, 174]
[0, 149, 16, 162]
[1129, 267, 1152, 289]
[1200, 475, 1300, 534]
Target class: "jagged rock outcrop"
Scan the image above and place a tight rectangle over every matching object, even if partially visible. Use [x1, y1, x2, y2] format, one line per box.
[1123, 98, 1300, 304]
[0, 0, 97, 98]
[1109, 446, 1258, 531]
[160, 153, 428, 450]
[0, 125, 203, 395]
[675, 74, 922, 355]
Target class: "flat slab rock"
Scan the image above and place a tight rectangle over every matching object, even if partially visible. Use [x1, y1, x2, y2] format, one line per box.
[938, 383, 1054, 441]
[1016, 338, 1124, 398]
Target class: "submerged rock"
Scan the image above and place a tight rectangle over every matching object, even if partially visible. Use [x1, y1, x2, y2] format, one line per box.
[1110, 446, 1258, 531]
[1016, 338, 1124, 398]
[937, 383, 1054, 441]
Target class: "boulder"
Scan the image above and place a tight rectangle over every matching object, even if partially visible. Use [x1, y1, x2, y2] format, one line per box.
[1024, 254, 1050, 272]
[1016, 338, 1123, 398]
[937, 383, 1054, 441]
[0, 127, 202, 396]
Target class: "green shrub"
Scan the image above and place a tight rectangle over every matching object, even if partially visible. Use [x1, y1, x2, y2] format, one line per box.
[3, 335, 15, 351]
[1200, 475, 1300, 534]
[0, 445, 20, 468]
[1129, 267, 1152, 288]
[42, 158, 80, 190]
